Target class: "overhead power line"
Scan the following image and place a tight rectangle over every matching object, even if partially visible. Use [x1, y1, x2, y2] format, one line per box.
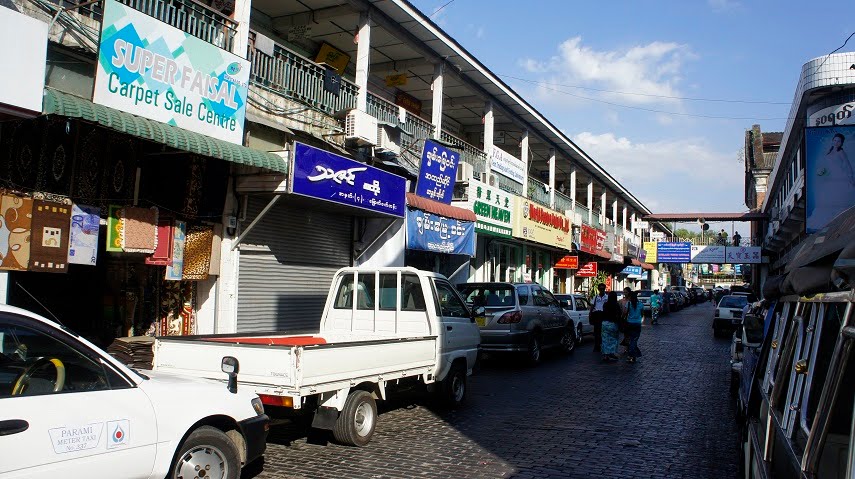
[430, 0, 456, 18]
[812, 29, 855, 74]
[496, 73, 791, 105]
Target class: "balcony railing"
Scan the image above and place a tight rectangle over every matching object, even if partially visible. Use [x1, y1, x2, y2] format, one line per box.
[366, 94, 434, 149]
[249, 33, 359, 116]
[495, 173, 524, 196]
[526, 176, 550, 207]
[440, 130, 487, 178]
[554, 191, 573, 214]
[575, 203, 591, 225]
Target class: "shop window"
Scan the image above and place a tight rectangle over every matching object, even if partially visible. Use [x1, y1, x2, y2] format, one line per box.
[0, 322, 110, 398]
[401, 275, 426, 312]
[379, 274, 397, 311]
[334, 274, 354, 309]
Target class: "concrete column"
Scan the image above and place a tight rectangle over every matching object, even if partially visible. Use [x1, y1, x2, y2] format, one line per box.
[483, 101, 494, 179]
[569, 169, 577, 211]
[631, 212, 637, 237]
[622, 205, 628, 232]
[600, 191, 607, 225]
[431, 62, 444, 136]
[231, 0, 252, 58]
[355, 10, 371, 112]
[548, 148, 556, 209]
[520, 130, 529, 193]
[216, 176, 240, 333]
[612, 200, 618, 226]
[586, 179, 593, 225]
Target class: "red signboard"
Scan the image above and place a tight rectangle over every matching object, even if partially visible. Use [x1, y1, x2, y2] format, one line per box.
[554, 255, 579, 269]
[580, 224, 607, 254]
[576, 261, 598, 277]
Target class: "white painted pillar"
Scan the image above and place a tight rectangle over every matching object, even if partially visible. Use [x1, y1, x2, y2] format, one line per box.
[355, 10, 371, 112]
[612, 200, 618, 227]
[431, 62, 444, 136]
[569, 168, 577, 211]
[548, 148, 556, 209]
[231, 0, 252, 58]
[483, 101, 494, 180]
[586, 179, 593, 225]
[600, 191, 607, 225]
[520, 130, 529, 193]
[631, 212, 637, 238]
[217, 176, 240, 333]
[622, 205, 628, 232]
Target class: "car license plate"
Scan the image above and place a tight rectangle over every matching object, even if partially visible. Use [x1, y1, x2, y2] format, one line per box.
[475, 316, 487, 327]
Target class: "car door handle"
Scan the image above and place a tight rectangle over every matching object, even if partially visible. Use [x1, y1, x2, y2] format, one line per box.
[446, 326, 453, 331]
[0, 419, 29, 436]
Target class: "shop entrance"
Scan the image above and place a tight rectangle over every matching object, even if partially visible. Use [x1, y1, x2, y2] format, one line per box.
[488, 242, 520, 283]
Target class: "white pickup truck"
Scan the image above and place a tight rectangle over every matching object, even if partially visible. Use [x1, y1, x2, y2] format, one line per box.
[154, 267, 481, 446]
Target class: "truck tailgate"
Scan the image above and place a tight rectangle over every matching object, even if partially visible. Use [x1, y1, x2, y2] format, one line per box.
[154, 339, 297, 388]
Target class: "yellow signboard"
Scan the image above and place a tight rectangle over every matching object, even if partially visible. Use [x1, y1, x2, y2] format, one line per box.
[385, 73, 408, 87]
[314, 42, 350, 75]
[513, 198, 572, 250]
[643, 241, 658, 263]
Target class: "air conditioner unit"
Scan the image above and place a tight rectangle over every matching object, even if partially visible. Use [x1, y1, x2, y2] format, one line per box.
[376, 124, 401, 154]
[345, 110, 378, 146]
[455, 162, 475, 183]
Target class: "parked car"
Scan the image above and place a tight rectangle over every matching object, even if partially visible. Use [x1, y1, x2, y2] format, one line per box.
[458, 283, 576, 364]
[713, 294, 749, 337]
[555, 293, 591, 343]
[636, 290, 653, 315]
[662, 291, 677, 313]
[669, 286, 690, 307]
[692, 287, 707, 303]
[731, 291, 759, 303]
[0, 304, 269, 478]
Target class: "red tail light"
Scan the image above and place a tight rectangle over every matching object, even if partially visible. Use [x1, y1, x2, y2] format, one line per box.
[497, 311, 522, 324]
[714, 309, 720, 317]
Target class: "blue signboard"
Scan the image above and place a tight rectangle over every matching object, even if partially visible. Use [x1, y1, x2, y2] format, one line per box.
[406, 208, 475, 256]
[415, 139, 458, 204]
[621, 265, 643, 278]
[657, 242, 692, 262]
[735, 264, 743, 274]
[291, 142, 406, 217]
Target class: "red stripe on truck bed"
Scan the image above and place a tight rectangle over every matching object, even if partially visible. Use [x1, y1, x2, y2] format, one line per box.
[208, 336, 327, 346]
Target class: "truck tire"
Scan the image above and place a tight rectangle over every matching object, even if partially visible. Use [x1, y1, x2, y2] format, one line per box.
[333, 390, 377, 447]
[440, 362, 467, 408]
[170, 426, 240, 479]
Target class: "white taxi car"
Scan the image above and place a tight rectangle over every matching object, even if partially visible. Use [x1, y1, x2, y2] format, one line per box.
[0, 305, 268, 479]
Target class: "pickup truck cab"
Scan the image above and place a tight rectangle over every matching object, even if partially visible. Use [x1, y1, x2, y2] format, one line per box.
[154, 267, 480, 447]
[0, 305, 268, 479]
[555, 293, 591, 342]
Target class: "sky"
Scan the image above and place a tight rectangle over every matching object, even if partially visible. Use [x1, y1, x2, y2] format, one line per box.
[408, 0, 855, 230]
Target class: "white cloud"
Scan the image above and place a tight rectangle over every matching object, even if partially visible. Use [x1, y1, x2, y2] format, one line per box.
[476, 26, 485, 39]
[571, 132, 745, 212]
[708, 0, 742, 12]
[519, 36, 696, 107]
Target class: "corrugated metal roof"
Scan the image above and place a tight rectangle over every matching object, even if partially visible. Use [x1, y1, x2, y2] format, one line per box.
[42, 89, 288, 173]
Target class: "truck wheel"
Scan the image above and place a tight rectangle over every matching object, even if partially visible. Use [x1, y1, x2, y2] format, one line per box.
[333, 390, 377, 447]
[170, 426, 240, 479]
[440, 363, 467, 408]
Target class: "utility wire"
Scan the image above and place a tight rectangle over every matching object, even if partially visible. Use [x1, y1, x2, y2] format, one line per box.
[430, 0, 456, 18]
[812, 29, 855, 74]
[496, 73, 791, 105]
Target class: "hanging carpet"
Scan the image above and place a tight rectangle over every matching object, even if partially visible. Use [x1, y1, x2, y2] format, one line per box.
[30, 200, 71, 273]
[0, 193, 32, 271]
[121, 206, 158, 254]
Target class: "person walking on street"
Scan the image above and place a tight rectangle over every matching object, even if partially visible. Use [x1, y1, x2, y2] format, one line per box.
[601, 292, 621, 361]
[650, 289, 662, 325]
[590, 283, 608, 352]
[619, 287, 632, 347]
[625, 291, 644, 363]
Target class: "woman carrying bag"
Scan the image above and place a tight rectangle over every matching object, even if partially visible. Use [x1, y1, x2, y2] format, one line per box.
[600, 292, 622, 362]
[624, 291, 644, 363]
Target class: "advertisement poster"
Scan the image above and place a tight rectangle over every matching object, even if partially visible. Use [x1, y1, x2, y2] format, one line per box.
[554, 255, 579, 269]
[93, 0, 250, 144]
[513, 198, 571, 249]
[415, 139, 458, 204]
[67, 204, 100, 266]
[642, 241, 658, 263]
[489, 146, 525, 184]
[805, 126, 855, 233]
[291, 143, 406, 217]
[656, 242, 691, 263]
[725, 246, 762, 264]
[454, 178, 514, 238]
[406, 209, 475, 256]
[690, 245, 725, 264]
[576, 261, 597, 277]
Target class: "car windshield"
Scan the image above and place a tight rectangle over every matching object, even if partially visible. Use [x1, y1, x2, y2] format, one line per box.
[719, 296, 748, 308]
[458, 285, 517, 308]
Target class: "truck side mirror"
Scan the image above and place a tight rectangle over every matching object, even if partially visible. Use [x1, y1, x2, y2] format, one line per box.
[222, 356, 240, 394]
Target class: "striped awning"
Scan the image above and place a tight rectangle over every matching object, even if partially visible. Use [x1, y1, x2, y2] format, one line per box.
[406, 193, 476, 222]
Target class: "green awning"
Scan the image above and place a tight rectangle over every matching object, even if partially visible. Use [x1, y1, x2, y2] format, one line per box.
[42, 89, 288, 174]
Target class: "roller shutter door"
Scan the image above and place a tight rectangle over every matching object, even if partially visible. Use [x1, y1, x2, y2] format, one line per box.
[236, 197, 352, 332]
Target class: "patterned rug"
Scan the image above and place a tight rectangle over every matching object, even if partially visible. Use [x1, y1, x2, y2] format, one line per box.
[30, 200, 71, 273]
[159, 280, 194, 336]
[122, 206, 158, 254]
[106, 205, 124, 252]
[68, 204, 100, 266]
[182, 225, 213, 281]
[0, 193, 33, 271]
[145, 216, 173, 266]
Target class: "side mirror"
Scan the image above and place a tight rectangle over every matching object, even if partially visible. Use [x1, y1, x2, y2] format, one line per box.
[221, 356, 239, 394]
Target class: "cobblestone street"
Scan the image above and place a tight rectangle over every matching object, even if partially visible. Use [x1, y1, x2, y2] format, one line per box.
[248, 302, 740, 479]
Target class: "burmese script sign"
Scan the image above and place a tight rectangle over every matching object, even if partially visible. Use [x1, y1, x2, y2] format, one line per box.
[513, 198, 571, 249]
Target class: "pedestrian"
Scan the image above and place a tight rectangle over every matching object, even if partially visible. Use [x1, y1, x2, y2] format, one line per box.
[619, 287, 632, 347]
[601, 291, 621, 361]
[625, 291, 644, 363]
[650, 289, 662, 325]
[732, 231, 742, 247]
[717, 229, 727, 246]
[589, 283, 608, 352]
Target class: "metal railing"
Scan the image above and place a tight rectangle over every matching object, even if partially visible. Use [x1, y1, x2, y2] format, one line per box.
[366, 94, 434, 148]
[495, 173, 524, 196]
[554, 191, 573, 214]
[526, 176, 550, 207]
[440, 130, 487, 178]
[592, 210, 603, 229]
[249, 32, 359, 116]
[575, 203, 591, 225]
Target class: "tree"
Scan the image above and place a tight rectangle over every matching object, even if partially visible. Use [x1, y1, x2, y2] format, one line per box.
[673, 228, 703, 242]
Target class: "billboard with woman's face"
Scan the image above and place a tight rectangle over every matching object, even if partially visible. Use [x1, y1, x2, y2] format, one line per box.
[805, 126, 855, 233]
